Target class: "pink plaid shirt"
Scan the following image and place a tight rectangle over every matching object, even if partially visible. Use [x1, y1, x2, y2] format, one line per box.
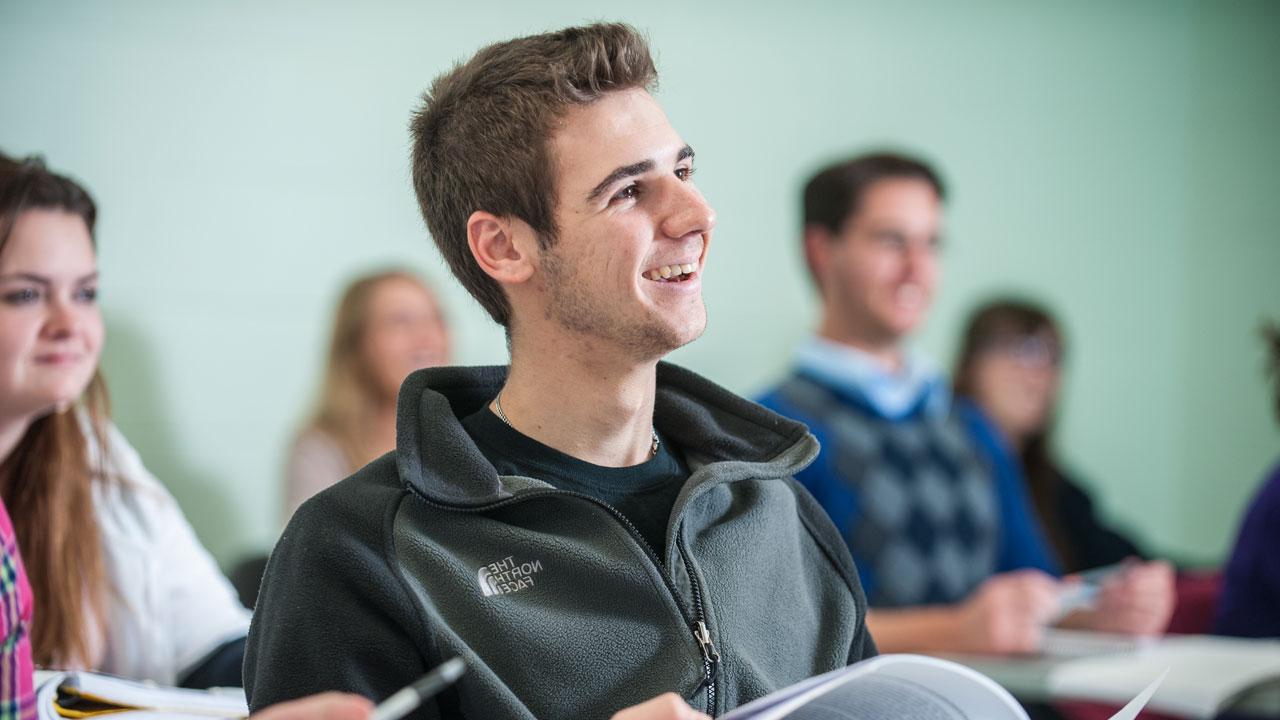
[0, 501, 34, 720]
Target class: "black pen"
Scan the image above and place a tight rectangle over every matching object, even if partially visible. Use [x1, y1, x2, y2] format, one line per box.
[370, 657, 467, 720]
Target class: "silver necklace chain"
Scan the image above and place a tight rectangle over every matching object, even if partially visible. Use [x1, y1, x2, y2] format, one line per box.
[493, 390, 660, 457]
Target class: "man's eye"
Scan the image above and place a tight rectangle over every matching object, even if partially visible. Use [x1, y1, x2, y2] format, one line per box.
[675, 166, 696, 181]
[76, 286, 98, 303]
[612, 184, 640, 202]
[2, 288, 39, 305]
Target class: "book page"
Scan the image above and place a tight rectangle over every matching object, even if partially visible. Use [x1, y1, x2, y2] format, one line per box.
[1039, 629, 1156, 659]
[1049, 635, 1280, 717]
[785, 675, 970, 720]
[1107, 670, 1168, 720]
[722, 655, 1027, 720]
[36, 673, 65, 720]
[36, 672, 247, 720]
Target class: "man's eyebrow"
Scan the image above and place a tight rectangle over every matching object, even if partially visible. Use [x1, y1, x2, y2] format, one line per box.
[584, 145, 697, 203]
[586, 159, 655, 202]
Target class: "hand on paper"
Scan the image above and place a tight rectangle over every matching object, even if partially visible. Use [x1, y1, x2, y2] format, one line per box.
[611, 693, 711, 720]
[250, 692, 374, 720]
[956, 569, 1062, 654]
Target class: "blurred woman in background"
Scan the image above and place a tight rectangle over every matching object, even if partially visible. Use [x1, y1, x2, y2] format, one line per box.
[1216, 321, 1280, 638]
[0, 154, 249, 686]
[954, 298, 1147, 573]
[283, 270, 449, 520]
[953, 298, 1173, 636]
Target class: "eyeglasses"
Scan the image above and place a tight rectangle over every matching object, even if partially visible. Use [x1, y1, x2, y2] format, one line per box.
[983, 334, 1061, 368]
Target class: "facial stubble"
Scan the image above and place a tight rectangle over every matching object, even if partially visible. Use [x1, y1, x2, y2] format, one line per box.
[540, 247, 705, 361]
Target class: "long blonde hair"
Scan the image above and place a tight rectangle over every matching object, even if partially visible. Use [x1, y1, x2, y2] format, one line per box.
[0, 154, 111, 668]
[306, 270, 437, 470]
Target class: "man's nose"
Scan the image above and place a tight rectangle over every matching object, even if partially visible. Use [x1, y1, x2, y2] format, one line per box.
[903, 238, 934, 276]
[660, 180, 717, 241]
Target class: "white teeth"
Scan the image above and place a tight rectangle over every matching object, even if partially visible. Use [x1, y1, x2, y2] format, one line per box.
[644, 263, 698, 281]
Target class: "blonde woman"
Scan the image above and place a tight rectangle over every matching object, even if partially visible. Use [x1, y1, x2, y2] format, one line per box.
[284, 271, 450, 519]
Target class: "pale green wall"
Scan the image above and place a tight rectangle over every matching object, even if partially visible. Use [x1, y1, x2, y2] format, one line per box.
[2, 1, 1276, 567]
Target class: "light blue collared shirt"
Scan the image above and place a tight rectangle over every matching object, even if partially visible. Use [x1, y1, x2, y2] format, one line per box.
[792, 335, 950, 421]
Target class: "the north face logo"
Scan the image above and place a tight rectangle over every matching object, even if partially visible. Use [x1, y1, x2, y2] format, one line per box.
[477, 555, 544, 597]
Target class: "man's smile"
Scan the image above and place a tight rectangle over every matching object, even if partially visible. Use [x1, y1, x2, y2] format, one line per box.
[642, 260, 699, 282]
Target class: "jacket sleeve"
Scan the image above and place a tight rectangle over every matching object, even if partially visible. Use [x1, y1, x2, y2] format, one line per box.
[244, 472, 439, 718]
[785, 478, 878, 664]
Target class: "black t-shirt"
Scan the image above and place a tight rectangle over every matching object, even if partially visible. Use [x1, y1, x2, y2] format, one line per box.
[462, 407, 688, 558]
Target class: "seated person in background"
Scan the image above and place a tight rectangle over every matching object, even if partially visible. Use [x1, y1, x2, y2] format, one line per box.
[246, 22, 872, 720]
[0, 154, 250, 686]
[284, 269, 450, 520]
[757, 153, 1172, 655]
[952, 299, 1142, 571]
[1216, 321, 1280, 638]
[952, 299, 1174, 613]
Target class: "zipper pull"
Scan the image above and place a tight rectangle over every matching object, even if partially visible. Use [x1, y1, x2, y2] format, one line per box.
[694, 620, 721, 665]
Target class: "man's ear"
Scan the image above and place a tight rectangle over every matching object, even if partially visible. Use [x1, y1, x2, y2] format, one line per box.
[467, 211, 537, 285]
[802, 224, 834, 284]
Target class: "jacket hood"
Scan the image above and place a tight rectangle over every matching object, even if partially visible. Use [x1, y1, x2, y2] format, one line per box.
[394, 363, 818, 506]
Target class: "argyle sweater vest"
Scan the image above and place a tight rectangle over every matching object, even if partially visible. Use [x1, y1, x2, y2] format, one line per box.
[759, 372, 997, 607]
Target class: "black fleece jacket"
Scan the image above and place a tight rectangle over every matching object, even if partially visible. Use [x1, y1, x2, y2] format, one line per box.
[244, 363, 875, 719]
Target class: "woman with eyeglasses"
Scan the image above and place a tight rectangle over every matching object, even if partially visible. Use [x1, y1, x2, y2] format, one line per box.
[953, 298, 1174, 636]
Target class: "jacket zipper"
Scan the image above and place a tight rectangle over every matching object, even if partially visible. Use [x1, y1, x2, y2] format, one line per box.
[678, 538, 720, 715]
[415, 488, 720, 714]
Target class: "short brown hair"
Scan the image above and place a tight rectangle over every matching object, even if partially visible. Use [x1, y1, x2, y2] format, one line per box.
[410, 23, 657, 327]
[799, 152, 945, 288]
[803, 152, 946, 235]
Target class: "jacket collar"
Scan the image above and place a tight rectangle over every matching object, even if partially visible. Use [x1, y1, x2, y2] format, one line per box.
[394, 363, 818, 507]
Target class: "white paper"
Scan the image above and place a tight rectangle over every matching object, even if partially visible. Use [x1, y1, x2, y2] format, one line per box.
[721, 655, 1027, 720]
[1049, 635, 1280, 717]
[1107, 670, 1168, 720]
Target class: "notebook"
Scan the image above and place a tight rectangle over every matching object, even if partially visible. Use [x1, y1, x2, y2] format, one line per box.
[33, 671, 247, 720]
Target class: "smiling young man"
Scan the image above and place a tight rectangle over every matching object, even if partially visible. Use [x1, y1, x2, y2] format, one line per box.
[245, 24, 873, 720]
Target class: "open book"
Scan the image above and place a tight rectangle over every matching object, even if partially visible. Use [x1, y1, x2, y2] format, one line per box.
[33, 671, 247, 720]
[948, 631, 1280, 718]
[1044, 632, 1280, 717]
[721, 654, 1163, 720]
